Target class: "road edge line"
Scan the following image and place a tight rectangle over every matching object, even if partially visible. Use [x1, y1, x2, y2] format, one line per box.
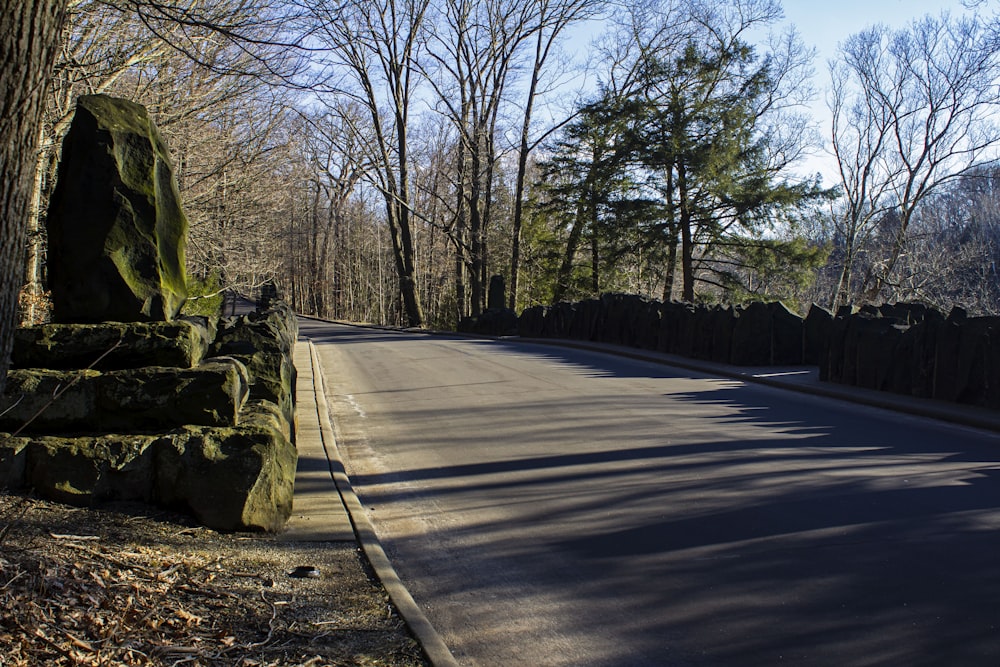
[306, 340, 460, 667]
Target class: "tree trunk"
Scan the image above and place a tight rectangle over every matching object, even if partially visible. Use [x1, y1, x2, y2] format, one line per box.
[0, 0, 67, 392]
[509, 22, 548, 312]
[662, 235, 678, 302]
[863, 208, 913, 303]
[468, 140, 484, 317]
[831, 232, 855, 310]
[22, 128, 59, 326]
[589, 184, 600, 296]
[553, 143, 603, 304]
[661, 164, 678, 303]
[590, 231, 599, 296]
[677, 161, 695, 302]
[553, 193, 588, 304]
[389, 94, 424, 328]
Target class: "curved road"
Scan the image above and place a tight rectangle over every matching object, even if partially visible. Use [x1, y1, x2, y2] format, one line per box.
[302, 319, 1000, 666]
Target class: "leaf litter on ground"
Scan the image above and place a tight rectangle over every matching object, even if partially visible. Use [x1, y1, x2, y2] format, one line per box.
[0, 493, 428, 667]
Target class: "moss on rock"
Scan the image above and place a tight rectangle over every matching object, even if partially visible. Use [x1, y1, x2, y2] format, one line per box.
[210, 303, 298, 430]
[12, 320, 211, 370]
[0, 402, 295, 531]
[47, 94, 188, 323]
[0, 359, 249, 433]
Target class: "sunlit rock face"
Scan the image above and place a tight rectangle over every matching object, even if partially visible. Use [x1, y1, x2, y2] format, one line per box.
[47, 94, 187, 323]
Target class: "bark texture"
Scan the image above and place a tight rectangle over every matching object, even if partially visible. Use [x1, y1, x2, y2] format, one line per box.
[0, 0, 68, 392]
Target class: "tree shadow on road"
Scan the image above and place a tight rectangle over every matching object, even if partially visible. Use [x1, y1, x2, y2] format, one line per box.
[303, 325, 1000, 666]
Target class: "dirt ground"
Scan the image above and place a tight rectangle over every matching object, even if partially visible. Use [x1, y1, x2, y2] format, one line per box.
[0, 493, 430, 667]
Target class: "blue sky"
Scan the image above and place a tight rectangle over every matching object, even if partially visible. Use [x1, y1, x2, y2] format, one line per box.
[782, 0, 965, 62]
[780, 0, 974, 181]
[783, 0, 970, 67]
[554, 2, 977, 182]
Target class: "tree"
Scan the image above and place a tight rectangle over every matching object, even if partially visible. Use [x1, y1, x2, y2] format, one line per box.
[424, 0, 540, 316]
[633, 2, 822, 302]
[508, 0, 601, 310]
[19, 0, 308, 325]
[307, 0, 430, 327]
[420, 0, 600, 316]
[548, 0, 823, 303]
[536, 91, 648, 302]
[294, 105, 366, 317]
[0, 0, 69, 392]
[829, 12, 1000, 306]
[874, 166, 1000, 314]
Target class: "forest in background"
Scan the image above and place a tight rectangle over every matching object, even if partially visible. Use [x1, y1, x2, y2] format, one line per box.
[17, 0, 1000, 329]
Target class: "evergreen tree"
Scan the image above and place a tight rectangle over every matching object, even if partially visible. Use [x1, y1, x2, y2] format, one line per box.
[533, 0, 829, 304]
[626, 36, 828, 301]
[536, 92, 660, 303]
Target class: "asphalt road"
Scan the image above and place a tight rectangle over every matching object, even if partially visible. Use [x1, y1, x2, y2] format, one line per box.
[302, 319, 1000, 667]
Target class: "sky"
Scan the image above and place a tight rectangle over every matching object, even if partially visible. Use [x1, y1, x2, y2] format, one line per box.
[782, 0, 968, 63]
[779, 0, 976, 182]
[559, 1, 976, 184]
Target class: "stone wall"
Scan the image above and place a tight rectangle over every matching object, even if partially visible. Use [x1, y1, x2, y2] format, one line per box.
[820, 304, 1000, 409]
[519, 294, 806, 366]
[518, 294, 1000, 411]
[0, 303, 299, 532]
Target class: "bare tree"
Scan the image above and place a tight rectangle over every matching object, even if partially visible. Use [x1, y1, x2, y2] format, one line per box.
[307, 0, 430, 327]
[419, 0, 599, 316]
[423, 0, 536, 316]
[292, 105, 367, 317]
[19, 0, 308, 323]
[884, 167, 1000, 314]
[829, 12, 1000, 306]
[826, 39, 896, 309]
[508, 0, 601, 310]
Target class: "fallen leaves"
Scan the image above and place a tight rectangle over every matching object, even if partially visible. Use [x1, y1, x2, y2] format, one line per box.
[0, 537, 244, 665]
[0, 494, 427, 667]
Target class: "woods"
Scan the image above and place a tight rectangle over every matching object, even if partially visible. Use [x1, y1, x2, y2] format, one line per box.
[5, 0, 1000, 356]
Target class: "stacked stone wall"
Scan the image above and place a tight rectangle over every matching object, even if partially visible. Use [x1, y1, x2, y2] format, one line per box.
[518, 295, 1000, 410]
[519, 294, 806, 366]
[820, 305, 1000, 409]
[0, 303, 299, 532]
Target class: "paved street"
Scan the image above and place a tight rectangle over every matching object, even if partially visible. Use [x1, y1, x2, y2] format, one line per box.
[301, 319, 1000, 666]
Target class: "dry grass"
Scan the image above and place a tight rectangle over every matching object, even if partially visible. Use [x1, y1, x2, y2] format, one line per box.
[0, 494, 429, 667]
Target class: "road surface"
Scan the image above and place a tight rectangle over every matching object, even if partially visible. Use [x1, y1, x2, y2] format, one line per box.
[302, 319, 1000, 666]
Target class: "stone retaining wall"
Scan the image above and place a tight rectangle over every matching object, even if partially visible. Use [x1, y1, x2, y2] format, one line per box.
[518, 295, 1000, 411]
[0, 303, 299, 531]
[820, 304, 1000, 409]
[519, 294, 806, 366]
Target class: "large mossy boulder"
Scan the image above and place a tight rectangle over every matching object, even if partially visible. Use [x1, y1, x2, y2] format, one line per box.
[0, 401, 295, 532]
[210, 304, 298, 429]
[0, 359, 249, 433]
[12, 319, 211, 370]
[47, 94, 187, 323]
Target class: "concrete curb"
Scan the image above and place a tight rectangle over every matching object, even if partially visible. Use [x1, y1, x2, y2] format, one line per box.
[305, 340, 459, 667]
